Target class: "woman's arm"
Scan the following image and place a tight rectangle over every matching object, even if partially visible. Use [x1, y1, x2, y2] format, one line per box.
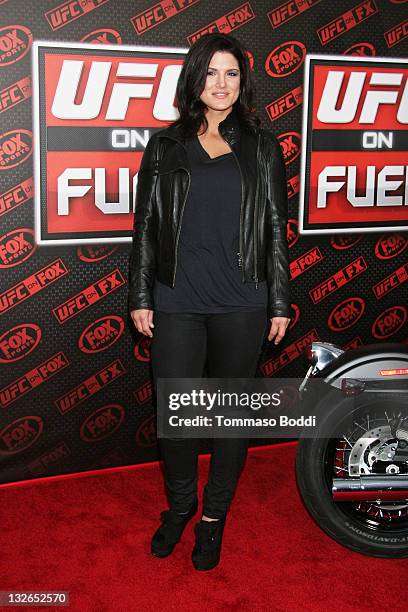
[128, 132, 160, 313]
[263, 132, 292, 320]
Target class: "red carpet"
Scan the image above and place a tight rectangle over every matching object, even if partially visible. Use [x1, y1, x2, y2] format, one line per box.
[0, 442, 405, 611]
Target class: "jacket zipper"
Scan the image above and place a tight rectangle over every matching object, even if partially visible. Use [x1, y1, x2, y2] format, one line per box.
[172, 167, 191, 287]
[253, 132, 261, 290]
[219, 131, 246, 283]
[154, 135, 192, 288]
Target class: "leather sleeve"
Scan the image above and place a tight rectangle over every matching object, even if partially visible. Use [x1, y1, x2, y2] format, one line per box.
[263, 132, 292, 319]
[128, 133, 159, 312]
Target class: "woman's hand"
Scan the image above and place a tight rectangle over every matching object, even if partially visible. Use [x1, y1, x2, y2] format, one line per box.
[130, 308, 154, 337]
[268, 316, 290, 345]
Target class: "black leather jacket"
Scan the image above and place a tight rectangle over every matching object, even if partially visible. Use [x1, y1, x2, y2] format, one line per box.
[128, 108, 291, 319]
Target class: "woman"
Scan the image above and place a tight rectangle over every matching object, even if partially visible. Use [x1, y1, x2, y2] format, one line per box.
[128, 32, 291, 571]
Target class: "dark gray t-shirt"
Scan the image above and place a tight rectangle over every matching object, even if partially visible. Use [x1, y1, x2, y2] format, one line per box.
[153, 134, 268, 313]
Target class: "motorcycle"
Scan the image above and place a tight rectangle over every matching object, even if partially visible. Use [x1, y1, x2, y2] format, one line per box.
[296, 340, 408, 558]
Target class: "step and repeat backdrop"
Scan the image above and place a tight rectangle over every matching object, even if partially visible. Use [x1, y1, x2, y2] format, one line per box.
[0, 0, 407, 485]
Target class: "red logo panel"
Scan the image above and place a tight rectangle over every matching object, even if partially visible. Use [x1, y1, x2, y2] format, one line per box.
[299, 55, 408, 234]
[33, 42, 186, 244]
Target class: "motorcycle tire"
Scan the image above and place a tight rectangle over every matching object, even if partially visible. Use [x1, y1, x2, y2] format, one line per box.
[296, 389, 408, 558]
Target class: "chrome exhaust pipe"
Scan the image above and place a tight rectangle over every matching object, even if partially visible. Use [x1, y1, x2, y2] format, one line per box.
[333, 476, 408, 502]
[333, 476, 408, 491]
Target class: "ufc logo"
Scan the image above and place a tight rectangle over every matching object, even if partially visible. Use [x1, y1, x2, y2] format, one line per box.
[136, 6, 167, 30]
[0, 85, 23, 108]
[317, 71, 408, 124]
[385, 22, 408, 47]
[320, 19, 346, 41]
[270, 3, 297, 26]
[51, 60, 183, 121]
[272, 93, 296, 115]
[135, 382, 152, 404]
[45, 1, 85, 29]
[51, 2, 81, 25]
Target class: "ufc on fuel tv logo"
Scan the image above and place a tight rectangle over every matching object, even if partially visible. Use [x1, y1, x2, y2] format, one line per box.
[33, 41, 187, 245]
[298, 55, 408, 235]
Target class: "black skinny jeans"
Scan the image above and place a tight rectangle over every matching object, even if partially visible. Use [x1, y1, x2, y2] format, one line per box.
[150, 309, 269, 519]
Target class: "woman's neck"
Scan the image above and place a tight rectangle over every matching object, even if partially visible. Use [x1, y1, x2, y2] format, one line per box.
[200, 107, 233, 136]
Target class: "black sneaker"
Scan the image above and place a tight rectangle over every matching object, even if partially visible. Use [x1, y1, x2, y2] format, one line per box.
[191, 516, 226, 570]
[150, 499, 198, 558]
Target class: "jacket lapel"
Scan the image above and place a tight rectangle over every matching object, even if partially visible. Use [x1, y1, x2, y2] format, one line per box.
[156, 138, 188, 174]
[155, 106, 249, 173]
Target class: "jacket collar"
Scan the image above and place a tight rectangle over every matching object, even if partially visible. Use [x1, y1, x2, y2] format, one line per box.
[158, 105, 242, 146]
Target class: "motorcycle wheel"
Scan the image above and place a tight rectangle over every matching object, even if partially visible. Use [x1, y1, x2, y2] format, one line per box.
[296, 389, 408, 558]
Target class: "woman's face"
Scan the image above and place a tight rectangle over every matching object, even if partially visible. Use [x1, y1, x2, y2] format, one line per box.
[200, 51, 241, 114]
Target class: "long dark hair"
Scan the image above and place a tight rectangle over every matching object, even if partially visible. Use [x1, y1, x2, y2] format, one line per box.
[171, 33, 261, 137]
